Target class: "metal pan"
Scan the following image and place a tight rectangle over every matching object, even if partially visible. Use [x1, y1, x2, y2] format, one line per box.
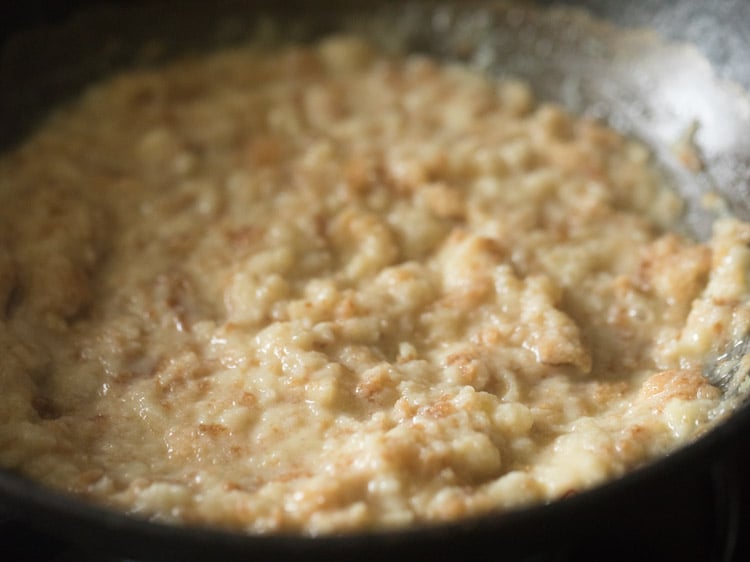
[1, 1, 749, 560]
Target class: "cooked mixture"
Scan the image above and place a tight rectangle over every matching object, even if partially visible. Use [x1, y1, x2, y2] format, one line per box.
[1, 36, 749, 535]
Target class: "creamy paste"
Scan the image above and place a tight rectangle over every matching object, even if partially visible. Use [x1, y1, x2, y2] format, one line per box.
[1, 37, 749, 534]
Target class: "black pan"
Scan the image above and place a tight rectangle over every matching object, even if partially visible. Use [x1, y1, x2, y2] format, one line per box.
[1, 1, 750, 561]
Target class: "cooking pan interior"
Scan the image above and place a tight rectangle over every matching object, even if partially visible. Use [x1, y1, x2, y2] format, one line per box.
[2, 1, 750, 560]
[4, 0, 750, 235]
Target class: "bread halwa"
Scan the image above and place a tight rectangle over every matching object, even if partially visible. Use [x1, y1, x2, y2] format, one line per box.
[1, 37, 749, 534]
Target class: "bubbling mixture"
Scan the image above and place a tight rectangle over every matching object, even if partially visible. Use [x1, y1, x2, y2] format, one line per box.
[1, 37, 749, 534]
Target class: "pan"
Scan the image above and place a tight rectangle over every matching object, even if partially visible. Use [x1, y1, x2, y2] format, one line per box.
[1, 1, 750, 560]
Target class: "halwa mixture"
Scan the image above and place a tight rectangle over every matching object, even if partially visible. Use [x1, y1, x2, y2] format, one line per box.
[1, 37, 750, 534]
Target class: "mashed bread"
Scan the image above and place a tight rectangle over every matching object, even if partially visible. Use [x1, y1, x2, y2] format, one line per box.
[1, 37, 749, 534]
